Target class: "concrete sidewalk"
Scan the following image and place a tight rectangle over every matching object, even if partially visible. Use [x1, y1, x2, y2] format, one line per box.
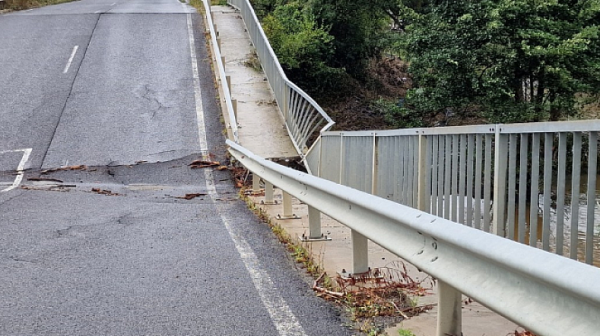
[210, 5, 298, 161]
[207, 4, 520, 336]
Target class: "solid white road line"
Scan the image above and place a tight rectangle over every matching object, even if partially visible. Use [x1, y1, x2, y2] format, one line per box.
[186, 13, 209, 155]
[63, 45, 79, 74]
[185, 12, 308, 336]
[0, 148, 32, 193]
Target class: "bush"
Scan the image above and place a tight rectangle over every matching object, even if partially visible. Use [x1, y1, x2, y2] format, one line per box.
[372, 98, 423, 129]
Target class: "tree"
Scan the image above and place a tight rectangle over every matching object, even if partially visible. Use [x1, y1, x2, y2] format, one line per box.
[310, 0, 396, 77]
[401, 0, 600, 123]
[261, 1, 346, 94]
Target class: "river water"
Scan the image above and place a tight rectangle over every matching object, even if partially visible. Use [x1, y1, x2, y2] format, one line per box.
[512, 174, 600, 267]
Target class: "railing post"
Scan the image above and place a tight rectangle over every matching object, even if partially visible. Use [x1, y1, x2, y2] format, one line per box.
[351, 230, 369, 274]
[437, 280, 462, 336]
[417, 133, 428, 211]
[371, 133, 378, 196]
[283, 86, 289, 120]
[493, 126, 508, 237]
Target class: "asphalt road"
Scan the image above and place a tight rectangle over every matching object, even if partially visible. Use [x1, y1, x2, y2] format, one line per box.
[0, 1, 354, 335]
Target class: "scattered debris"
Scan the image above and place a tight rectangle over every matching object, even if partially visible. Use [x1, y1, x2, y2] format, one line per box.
[216, 165, 229, 171]
[233, 167, 249, 188]
[256, 99, 277, 106]
[313, 261, 435, 325]
[21, 184, 75, 191]
[41, 165, 87, 174]
[215, 197, 237, 202]
[27, 177, 63, 183]
[189, 159, 220, 169]
[175, 193, 207, 200]
[91, 188, 121, 196]
[510, 329, 538, 336]
[244, 189, 265, 196]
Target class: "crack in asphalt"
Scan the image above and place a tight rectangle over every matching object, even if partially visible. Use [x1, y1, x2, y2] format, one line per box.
[139, 84, 171, 119]
[40, 13, 102, 169]
[0, 191, 25, 207]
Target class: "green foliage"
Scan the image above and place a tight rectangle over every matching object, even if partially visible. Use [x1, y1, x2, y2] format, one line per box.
[372, 98, 423, 129]
[4, 0, 73, 10]
[311, 0, 397, 78]
[261, 1, 348, 94]
[262, 3, 332, 69]
[400, 0, 600, 123]
[397, 329, 416, 336]
[254, 0, 404, 95]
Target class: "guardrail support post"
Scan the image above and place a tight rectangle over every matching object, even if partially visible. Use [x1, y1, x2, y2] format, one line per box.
[437, 280, 462, 336]
[493, 128, 508, 237]
[226, 75, 232, 95]
[232, 99, 238, 121]
[252, 173, 260, 193]
[301, 206, 330, 241]
[262, 181, 276, 205]
[277, 192, 299, 219]
[308, 206, 321, 238]
[351, 230, 369, 274]
[221, 56, 225, 70]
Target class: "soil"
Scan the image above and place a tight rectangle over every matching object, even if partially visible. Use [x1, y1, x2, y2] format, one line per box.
[316, 57, 413, 132]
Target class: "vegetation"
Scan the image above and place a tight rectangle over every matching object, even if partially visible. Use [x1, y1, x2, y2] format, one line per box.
[397, 329, 416, 336]
[252, 0, 600, 126]
[3, 0, 74, 10]
[403, 0, 600, 123]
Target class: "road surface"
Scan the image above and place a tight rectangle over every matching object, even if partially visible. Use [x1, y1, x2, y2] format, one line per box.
[0, 1, 353, 335]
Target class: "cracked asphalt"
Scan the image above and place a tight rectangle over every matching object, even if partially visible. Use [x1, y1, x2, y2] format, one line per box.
[0, 1, 354, 335]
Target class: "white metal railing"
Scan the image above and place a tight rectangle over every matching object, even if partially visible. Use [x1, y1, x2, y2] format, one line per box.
[202, 0, 239, 143]
[310, 120, 600, 266]
[227, 139, 600, 336]
[226, 0, 334, 159]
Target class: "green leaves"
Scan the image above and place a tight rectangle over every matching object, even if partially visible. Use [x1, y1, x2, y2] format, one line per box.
[262, 2, 333, 70]
[400, 0, 600, 123]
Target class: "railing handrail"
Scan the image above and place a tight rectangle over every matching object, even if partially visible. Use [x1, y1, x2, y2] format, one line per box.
[227, 139, 600, 336]
[227, 0, 334, 156]
[202, 0, 239, 143]
[322, 119, 600, 138]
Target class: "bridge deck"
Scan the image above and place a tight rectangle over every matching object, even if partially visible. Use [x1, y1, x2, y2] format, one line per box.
[211, 6, 298, 161]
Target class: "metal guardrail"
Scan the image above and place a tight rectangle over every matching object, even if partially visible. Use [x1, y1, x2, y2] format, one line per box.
[226, 0, 334, 161]
[202, 0, 239, 143]
[310, 120, 600, 266]
[228, 139, 600, 336]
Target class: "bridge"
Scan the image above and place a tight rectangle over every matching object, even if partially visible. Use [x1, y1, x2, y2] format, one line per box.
[0, 0, 599, 336]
